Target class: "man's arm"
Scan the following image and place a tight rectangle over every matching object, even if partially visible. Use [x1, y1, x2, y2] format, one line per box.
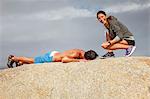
[102, 32, 121, 48]
[61, 56, 80, 63]
[102, 36, 121, 49]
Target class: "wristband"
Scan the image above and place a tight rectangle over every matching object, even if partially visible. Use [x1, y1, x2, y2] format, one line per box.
[108, 41, 111, 45]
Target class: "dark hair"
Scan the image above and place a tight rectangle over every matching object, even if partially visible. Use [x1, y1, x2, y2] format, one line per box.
[84, 50, 98, 60]
[97, 10, 106, 19]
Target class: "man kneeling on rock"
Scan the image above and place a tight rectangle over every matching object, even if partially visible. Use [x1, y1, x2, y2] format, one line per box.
[7, 49, 98, 68]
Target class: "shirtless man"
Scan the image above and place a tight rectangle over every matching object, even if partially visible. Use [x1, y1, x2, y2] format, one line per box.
[7, 49, 98, 68]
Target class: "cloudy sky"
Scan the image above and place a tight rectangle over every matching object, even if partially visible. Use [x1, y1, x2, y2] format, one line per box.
[0, 0, 150, 68]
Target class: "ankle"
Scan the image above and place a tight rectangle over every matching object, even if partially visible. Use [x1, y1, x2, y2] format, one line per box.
[108, 52, 114, 54]
[12, 57, 18, 62]
[108, 50, 113, 53]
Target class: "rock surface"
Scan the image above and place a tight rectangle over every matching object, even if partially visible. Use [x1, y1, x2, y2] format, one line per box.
[0, 57, 150, 99]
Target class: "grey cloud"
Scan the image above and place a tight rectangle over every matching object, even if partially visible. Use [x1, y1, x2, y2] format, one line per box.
[2, 0, 149, 22]
[103, 2, 150, 14]
[1, 0, 70, 16]
[2, 0, 149, 16]
[68, 0, 150, 10]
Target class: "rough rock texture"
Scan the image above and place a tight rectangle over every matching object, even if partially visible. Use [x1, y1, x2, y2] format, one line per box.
[0, 57, 150, 99]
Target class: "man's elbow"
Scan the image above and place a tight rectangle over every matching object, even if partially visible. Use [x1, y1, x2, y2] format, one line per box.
[61, 57, 69, 63]
[113, 36, 121, 42]
[61, 59, 67, 63]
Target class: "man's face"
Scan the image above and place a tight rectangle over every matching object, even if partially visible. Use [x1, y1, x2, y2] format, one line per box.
[97, 13, 107, 24]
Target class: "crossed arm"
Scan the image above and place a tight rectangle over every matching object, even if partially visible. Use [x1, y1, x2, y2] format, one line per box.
[102, 32, 121, 48]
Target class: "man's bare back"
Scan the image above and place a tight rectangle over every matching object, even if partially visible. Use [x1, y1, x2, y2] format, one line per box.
[53, 49, 85, 62]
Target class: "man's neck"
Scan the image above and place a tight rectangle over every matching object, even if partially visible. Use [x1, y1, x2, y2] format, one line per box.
[104, 21, 109, 29]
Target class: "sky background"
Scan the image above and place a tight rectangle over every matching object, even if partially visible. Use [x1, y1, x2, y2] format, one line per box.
[0, 0, 150, 69]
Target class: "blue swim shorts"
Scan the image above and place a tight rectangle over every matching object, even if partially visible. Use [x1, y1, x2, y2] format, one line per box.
[34, 52, 53, 64]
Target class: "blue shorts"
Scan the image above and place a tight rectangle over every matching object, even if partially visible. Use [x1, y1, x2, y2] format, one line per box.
[34, 52, 53, 64]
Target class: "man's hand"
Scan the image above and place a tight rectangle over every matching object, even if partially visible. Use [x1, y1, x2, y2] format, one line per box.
[79, 59, 88, 62]
[62, 56, 80, 63]
[101, 41, 111, 48]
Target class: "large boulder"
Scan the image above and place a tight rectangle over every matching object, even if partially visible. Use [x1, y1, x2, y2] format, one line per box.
[0, 57, 150, 99]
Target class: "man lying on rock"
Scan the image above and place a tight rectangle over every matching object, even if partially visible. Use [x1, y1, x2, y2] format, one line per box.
[7, 49, 98, 68]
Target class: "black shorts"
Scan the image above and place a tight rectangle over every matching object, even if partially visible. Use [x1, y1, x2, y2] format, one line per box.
[125, 39, 135, 46]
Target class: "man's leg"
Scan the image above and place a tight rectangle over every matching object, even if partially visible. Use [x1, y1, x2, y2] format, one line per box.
[103, 39, 136, 57]
[12, 56, 34, 64]
[106, 40, 129, 50]
[102, 39, 136, 57]
[106, 32, 113, 52]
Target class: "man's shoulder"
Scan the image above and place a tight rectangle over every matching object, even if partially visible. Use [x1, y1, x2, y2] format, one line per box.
[107, 16, 120, 26]
[107, 16, 117, 20]
[71, 49, 84, 51]
[64, 49, 81, 53]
